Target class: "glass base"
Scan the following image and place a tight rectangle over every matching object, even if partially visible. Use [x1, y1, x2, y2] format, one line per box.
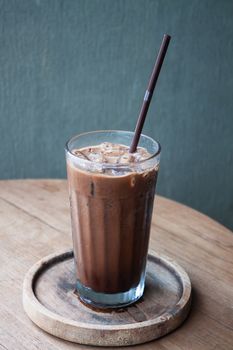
[76, 275, 145, 309]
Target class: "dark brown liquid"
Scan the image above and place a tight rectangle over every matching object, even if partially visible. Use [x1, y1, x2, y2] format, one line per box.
[67, 160, 158, 294]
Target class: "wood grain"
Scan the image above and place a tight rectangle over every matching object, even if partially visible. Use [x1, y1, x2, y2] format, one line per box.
[0, 179, 232, 350]
[23, 250, 191, 346]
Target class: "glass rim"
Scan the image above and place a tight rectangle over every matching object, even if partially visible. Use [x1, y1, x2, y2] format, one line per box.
[65, 130, 161, 168]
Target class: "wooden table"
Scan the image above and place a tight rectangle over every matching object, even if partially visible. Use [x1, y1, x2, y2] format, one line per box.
[0, 179, 232, 350]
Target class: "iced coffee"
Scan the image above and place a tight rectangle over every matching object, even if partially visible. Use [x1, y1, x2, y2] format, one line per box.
[66, 131, 160, 308]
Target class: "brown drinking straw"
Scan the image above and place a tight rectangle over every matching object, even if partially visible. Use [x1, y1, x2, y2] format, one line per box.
[129, 34, 171, 153]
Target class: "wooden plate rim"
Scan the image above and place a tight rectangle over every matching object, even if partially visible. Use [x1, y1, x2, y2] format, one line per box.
[23, 249, 192, 331]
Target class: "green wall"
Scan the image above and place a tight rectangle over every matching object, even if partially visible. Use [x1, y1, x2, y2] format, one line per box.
[0, 0, 233, 230]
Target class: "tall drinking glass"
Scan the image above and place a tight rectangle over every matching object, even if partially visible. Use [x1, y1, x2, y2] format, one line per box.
[65, 130, 160, 308]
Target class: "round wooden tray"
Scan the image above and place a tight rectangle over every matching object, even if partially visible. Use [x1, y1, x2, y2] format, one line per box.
[23, 249, 192, 346]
